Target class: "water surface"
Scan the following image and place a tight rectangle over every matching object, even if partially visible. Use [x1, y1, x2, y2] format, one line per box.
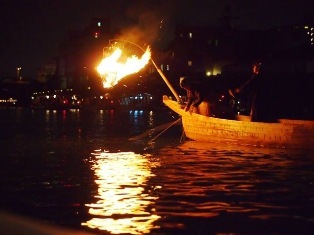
[0, 108, 313, 234]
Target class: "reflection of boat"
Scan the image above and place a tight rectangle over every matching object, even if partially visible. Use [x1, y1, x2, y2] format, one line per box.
[163, 95, 314, 149]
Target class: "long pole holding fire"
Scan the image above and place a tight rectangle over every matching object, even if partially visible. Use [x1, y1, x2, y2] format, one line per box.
[109, 39, 181, 102]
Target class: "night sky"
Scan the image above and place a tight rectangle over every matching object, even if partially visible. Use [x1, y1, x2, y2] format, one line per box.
[0, 0, 313, 78]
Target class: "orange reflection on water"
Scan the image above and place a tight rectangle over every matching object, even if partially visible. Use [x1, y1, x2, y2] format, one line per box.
[82, 150, 161, 234]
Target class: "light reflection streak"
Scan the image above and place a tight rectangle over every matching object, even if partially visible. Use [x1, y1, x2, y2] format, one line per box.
[82, 150, 161, 234]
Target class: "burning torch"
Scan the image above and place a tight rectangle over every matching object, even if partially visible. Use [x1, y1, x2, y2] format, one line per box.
[97, 39, 180, 102]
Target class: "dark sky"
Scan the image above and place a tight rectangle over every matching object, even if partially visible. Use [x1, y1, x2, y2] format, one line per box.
[0, 0, 313, 78]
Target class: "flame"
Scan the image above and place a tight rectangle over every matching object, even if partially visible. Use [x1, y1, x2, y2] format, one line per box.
[97, 46, 151, 88]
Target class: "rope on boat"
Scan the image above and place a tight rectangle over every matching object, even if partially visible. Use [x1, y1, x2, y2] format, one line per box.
[180, 125, 186, 143]
[147, 117, 182, 145]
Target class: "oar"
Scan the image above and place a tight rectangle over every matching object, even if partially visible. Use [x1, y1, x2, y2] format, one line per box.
[230, 63, 262, 96]
[129, 118, 182, 141]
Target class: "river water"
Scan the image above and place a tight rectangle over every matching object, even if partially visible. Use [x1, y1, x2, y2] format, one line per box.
[0, 107, 313, 235]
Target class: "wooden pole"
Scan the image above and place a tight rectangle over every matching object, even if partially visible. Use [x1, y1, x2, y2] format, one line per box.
[150, 59, 181, 102]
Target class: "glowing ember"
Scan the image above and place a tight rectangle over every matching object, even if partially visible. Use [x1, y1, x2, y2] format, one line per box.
[97, 46, 151, 88]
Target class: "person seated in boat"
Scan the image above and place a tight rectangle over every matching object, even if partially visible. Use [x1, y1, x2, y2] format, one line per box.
[228, 62, 262, 121]
[179, 76, 214, 116]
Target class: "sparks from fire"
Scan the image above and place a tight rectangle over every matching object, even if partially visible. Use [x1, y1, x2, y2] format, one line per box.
[97, 46, 151, 88]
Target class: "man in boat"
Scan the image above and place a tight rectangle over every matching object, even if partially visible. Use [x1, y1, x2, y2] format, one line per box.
[179, 76, 214, 116]
[228, 62, 262, 121]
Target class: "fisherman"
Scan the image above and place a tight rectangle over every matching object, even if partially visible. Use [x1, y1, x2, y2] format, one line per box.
[228, 62, 262, 121]
[179, 76, 212, 116]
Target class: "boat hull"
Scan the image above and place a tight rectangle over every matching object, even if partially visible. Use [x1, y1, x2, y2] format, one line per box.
[163, 96, 314, 149]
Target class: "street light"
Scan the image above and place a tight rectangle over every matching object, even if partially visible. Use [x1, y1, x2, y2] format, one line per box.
[108, 39, 181, 102]
[17, 67, 22, 81]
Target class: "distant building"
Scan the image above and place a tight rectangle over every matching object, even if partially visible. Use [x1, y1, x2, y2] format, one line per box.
[163, 24, 258, 79]
[36, 61, 56, 84]
[161, 22, 314, 80]
[56, 17, 113, 94]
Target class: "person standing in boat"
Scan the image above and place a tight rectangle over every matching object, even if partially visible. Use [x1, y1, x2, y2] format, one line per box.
[229, 62, 262, 121]
[179, 76, 213, 116]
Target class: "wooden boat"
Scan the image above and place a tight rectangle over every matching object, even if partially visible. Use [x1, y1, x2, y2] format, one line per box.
[163, 95, 314, 149]
[140, 46, 314, 149]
